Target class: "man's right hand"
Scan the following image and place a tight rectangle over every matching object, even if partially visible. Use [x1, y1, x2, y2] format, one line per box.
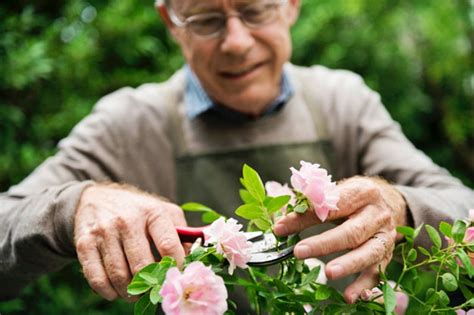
[74, 183, 187, 301]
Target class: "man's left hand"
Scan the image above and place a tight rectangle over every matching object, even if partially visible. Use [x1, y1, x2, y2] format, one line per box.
[273, 176, 408, 304]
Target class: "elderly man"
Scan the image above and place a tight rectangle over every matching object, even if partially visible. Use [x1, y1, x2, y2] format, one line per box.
[1, 0, 472, 310]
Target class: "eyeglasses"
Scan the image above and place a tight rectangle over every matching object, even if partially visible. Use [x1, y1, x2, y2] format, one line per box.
[167, 0, 288, 39]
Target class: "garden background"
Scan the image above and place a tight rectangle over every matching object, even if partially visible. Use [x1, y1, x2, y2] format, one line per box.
[0, 0, 472, 314]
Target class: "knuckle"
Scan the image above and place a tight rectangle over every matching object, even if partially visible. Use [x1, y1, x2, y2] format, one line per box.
[89, 277, 109, 291]
[157, 237, 178, 255]
[75, 236, 94, 253]
[348, 223, 368, 246]
[109, 270, 130, 287]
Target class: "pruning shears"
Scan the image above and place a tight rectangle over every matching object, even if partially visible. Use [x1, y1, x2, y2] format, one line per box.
[175, 226, 296, 267]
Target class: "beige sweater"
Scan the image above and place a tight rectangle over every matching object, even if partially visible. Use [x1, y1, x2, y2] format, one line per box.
[1, 64, 472, 299]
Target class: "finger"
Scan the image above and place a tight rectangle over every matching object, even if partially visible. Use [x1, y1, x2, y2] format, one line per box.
[336, 178, 380, 216]
[99, 234, 133, 300]
[76, 236, 118, 301]
[343, 256, 391, 304]
[121, 226, 155, 275]
[274, 181, 381, 236]
[147, 210, 186, 267]
[163, 202, 188, 227]
[324, 232, 393, 280]
[292, 205, 385, 259]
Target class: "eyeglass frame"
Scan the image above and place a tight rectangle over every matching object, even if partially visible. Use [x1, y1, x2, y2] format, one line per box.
[159, 0, 289, 39]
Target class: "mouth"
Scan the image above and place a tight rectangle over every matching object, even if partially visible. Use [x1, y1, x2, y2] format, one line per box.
[218, 62, 266, 80]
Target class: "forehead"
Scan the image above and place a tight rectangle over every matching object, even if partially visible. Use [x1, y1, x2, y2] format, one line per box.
[172, 0, 255, 14]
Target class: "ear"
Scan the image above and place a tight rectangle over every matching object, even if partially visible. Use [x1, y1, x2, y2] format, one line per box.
[286, 0, 301, 26]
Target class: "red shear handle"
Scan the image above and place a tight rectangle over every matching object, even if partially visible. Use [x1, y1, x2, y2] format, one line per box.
[175, 226, 209, 243]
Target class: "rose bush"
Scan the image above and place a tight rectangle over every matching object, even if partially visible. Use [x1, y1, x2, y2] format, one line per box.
[128, 163, 474, 315]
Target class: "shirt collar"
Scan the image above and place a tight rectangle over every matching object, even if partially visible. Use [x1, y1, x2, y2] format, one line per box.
[184, 64, 294, 120]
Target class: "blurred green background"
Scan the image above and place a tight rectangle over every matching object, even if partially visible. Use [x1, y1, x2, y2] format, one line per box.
[0, 0, 472, 314]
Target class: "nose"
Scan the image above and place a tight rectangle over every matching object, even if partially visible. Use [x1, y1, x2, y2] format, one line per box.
[220, 16, 255, 55]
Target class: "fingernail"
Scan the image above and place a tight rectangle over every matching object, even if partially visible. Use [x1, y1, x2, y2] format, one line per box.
[294, 244, 311, 259]
[273, 223, 288, 236]
[328, 264, 344, 279]
[361, 289, 372, 301]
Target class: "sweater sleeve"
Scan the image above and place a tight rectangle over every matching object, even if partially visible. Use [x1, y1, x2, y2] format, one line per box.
[319, 67, 474, 248]
[0, 93, 129, 300]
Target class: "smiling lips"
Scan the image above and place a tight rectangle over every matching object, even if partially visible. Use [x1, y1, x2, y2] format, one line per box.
[219, 62, 265, 80]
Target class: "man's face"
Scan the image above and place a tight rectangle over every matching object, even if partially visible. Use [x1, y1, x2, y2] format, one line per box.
[164, 0, 300, 115]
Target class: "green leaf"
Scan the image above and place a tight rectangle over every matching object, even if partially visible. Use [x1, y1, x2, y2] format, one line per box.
[149, 285, 162, 305]
[456, 249, 474, 277]
[202, 211, 221, 223]
[138, 272, 158, 285]
[253, 218, 272, 231]
[417, 246, 431, 257]
[397, 226, 414, 238]
[294, 202, 308, 214]
[425, 225, 441, 249]
[181, 202, 214, 212]
[314, 285, 332, 300]
[242, 164, 266, 202]
[437, 290, 450, 306]
[382, 282, 396, 314]
[134, 294, 157, 315]
[413, 224, 424, 239]
[452, 220, 468, 243]
[239, 189, 258, 204]
[441, 273, 458, 292]
[301, 265, 321, 286]
[439, 221, 452, 238]
[235, 204, 265, 220]
[127, 281, 152, 296]
[266, 195, 291, 214]
[407, 248, 417, 262]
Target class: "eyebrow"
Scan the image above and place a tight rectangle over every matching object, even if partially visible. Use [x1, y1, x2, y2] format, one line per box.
[179, 0, 255, 16]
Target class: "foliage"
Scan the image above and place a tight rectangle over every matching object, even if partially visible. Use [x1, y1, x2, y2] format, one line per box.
[127, 165, 474, 314]
[0, 0, 472, 314]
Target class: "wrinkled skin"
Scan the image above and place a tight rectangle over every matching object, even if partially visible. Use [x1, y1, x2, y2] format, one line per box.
[74, 184, 187, 301]
[274, 177, 408, 303]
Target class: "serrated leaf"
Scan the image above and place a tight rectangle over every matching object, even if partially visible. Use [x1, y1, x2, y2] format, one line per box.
[134, 293, 157, 315]
[181, 202, 214, 212]
[397, 226, 414, 238]
[294, 203, 308, 214]
[202, 211, 221, 223]
[407, 248, 417, 262]
[314, 285, 332, 300]
[301, 265, 321, 286]
[441, 273, 458, 292]
[239, 189, 258, 204]
[253, 218, 272, 231]
[417, 246, 431, 257]
[138, 272, 158, 285]
[456, 249, 474, 277]
[242, 164, 266, 202]
[383, 282, 396, 314]
[235, 204, 265, 220]
[266, 195, 291, 214]
[127, 281, 152, 295]
[452, 220, 468, 243]
[149, 285, 162, 305]
[413, 224, 424, 239]
[425, 225, 441, 249]
[439, 221, 452, 238]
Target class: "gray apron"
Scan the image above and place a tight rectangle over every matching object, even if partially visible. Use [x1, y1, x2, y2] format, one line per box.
[163, 71, 350, 313]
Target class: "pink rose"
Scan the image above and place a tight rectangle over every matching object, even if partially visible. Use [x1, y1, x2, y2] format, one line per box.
[290, 161, 339, 222]
[456, 309, 474, 315]
[160, 261, 228, 315]
[204, 217, 251, 275]
[265, 181, 296, 215]
[464, 227, 474, 244]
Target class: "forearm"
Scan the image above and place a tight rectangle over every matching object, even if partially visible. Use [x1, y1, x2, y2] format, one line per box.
[0, 181, 93, 300]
